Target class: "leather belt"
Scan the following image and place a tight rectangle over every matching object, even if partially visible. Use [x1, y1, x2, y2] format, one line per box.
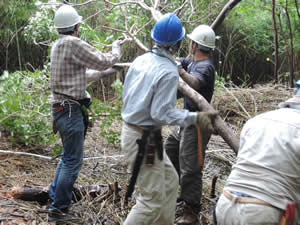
[124, 122, 156, 134]
[223, 190, 272, 206]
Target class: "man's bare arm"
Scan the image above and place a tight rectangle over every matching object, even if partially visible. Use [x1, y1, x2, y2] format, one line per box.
[178, 68, 201, 91]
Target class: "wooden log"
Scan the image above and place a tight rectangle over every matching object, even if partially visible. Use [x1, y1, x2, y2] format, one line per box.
[178, 78, 239, 154]
[8, 183, 120, 204]
[8, 186, 50, 204]
[110, 63, 240, 154]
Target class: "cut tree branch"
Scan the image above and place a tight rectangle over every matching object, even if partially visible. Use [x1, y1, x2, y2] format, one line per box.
[211, 0, 243, 31]
[178, 78, 239, 153]
[0, 149, 124, 161]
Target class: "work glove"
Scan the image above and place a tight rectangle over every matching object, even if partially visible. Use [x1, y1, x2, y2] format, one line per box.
[112, 40, 122, 59]
[197, 111, 218, 135]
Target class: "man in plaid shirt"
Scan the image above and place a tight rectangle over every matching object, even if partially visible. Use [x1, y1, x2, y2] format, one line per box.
[48, 4, 122, 223]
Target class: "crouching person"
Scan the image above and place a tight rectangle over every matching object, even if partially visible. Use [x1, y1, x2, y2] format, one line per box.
[121, 13, 218, 225]
[215, 81, 300, 225]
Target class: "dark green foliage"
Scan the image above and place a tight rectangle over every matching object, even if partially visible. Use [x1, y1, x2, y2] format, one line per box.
[0, 70, 55, 146]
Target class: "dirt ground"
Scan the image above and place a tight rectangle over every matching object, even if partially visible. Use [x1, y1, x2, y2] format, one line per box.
[0, 83, 293, 225]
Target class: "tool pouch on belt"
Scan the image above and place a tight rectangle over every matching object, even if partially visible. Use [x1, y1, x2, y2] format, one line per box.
[52, 91, 92, 136]
[124, 128, 163, 205]
[145, 129, 163, 166]
[52, 120, 58, 134]
[78, 98, 92, 137]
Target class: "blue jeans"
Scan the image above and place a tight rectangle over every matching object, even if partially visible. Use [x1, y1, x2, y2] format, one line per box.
[49, 103, 84, 211]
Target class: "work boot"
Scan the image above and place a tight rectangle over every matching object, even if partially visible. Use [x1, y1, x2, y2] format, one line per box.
[176, 203, 200, 225]
[48, 208, 79, 224]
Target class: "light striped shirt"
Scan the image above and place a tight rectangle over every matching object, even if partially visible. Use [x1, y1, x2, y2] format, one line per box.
[122, 47, 197, 128]
[50, 34, 121, 103]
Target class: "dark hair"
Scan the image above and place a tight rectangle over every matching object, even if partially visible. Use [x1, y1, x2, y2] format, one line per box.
[58, 24, 78, 35]
[192, 41, 211, 53]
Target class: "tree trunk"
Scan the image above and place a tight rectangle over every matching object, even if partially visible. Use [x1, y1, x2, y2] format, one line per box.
[210, 0, 243, 31]
[284, 0, 295, 88]
[178, 78, 239, 154]
[272, 0, 279, 83]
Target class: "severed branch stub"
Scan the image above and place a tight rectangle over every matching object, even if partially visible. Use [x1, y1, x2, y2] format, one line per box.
[210, 0, 243, 31]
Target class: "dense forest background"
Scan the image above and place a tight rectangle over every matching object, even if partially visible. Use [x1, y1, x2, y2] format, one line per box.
[0, 1, 299, 224]
[0, 0, 299, 150]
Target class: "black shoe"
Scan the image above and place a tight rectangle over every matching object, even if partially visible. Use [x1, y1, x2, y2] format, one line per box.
[48, 209, 78, 223]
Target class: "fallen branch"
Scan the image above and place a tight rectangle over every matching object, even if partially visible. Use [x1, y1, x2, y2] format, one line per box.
[178, 78, 239, 154]
[211, 0, 243, 30]
[0, 150, 124, 161]
[221, 84, 251, 119]
[0, 150, 52, 160]
[111, 61, 240, 154]
[7, 183, 120, 205]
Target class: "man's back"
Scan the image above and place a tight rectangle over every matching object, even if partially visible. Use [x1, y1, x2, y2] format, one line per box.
[225, 108, 300, 216]
[122, 50, 180, 127]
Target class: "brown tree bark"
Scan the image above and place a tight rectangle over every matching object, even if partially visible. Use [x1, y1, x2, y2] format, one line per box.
[178, 78, 240, 154]
[210, 0, 243, 31]
[272, 0, 279, 83]
[284, 0, 295, 88]
[8, 183, 120, 204]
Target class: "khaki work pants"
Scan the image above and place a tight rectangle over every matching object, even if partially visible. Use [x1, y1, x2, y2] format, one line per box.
[121, 122, 179, 225]
[216, 193, 282, 225]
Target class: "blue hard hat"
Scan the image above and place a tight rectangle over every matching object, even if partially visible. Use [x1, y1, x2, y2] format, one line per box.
[151, 13, 185, 45]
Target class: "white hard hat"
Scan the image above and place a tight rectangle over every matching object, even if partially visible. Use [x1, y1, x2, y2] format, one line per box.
[54, 5, 82, 29]
[187, 24, 216, 50]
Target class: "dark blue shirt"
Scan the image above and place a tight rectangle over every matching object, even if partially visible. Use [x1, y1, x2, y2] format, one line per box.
[180, 57, 215, 111]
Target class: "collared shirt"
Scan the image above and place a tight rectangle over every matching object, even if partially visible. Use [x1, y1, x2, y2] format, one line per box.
[50, 34, 120, 103]
[180, 57, 215, 111]
[122, 47, 197, 128]
[224, 107, 300, 218]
